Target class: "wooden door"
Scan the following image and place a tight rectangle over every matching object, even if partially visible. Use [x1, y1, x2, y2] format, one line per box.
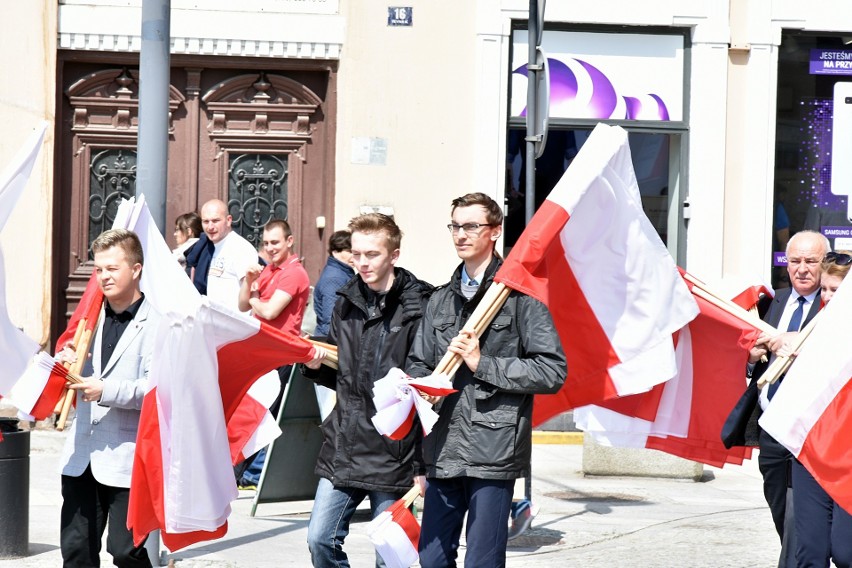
[53, 57, 336, 344]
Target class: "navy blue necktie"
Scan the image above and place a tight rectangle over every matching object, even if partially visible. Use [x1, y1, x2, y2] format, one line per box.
[768, 296, 806, 400]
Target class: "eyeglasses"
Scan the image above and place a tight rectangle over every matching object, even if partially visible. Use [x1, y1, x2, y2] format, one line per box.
[825, 251, 852, 266]
[446, 223, 495, 234]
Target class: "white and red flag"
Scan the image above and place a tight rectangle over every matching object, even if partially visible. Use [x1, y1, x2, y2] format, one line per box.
[0, 123, 46, 398]
[8, 273, 104, 420]
[759, 271, 852, 512]
[367, 487, 421, 568]
[575, 277, 764, 467]
[105, 196, 317, 550]
[494, 123, 699, 423]
[371, 368, 456, 440]
[127, 299, 318, 551]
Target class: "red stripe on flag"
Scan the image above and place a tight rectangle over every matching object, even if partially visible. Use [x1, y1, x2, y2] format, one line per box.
[128, 388, 229, 550]
[387, 407, 417, 441]
[798, 377, 852, 514]
[56, 272, 104, 350]
[216, 322, 314, 422]
[646, 294, 759, 467]
[227, 394, 268, 465]
[596, 383, 665, 423]
[495, 200, 620, 422]
[28, 370, 68, 420]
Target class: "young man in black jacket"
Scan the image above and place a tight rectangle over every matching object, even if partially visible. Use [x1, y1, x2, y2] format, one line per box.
[407, 193, 566, 568]
[303, 213, 432, 568]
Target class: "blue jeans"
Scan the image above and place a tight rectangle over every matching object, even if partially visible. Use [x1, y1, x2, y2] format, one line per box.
[307, 477, 402, 568]
[418, 477, 514, 568]
[239, 447, 266, 486]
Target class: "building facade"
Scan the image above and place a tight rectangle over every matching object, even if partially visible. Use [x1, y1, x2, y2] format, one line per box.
[1, 0, 851, 346]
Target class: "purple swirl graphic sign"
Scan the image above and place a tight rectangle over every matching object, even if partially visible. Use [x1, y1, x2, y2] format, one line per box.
[514, 56, 671, 121]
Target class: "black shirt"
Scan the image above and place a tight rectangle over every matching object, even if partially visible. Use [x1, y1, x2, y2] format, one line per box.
[100, 294, 144, 372]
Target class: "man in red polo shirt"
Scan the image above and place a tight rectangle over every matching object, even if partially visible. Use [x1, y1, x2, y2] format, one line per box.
[238, 218, 309, 334]
[235, 218, 310, 489]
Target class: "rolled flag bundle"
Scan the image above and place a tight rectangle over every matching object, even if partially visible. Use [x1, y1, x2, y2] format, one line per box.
[9, 352, 82, 420]
[371, 368, 456, 440]
[367, 486, 421, 568]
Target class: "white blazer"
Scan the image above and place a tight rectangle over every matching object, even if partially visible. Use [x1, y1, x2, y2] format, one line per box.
[59, 299, 160, 488]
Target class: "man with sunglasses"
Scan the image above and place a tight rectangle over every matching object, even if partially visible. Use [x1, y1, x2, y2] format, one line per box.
[723, 229, 829, 566]
[406, 192, 566, 568]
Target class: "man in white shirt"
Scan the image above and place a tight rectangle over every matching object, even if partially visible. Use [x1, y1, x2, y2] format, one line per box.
[198, 199, 258, 312]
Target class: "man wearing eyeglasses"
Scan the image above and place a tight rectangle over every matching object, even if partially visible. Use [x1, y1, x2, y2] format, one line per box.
[406, 192, 566, 568]
[723, 229, 828, 565]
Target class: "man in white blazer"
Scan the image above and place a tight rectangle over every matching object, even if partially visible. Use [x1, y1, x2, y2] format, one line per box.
[58, 229, 159, 568]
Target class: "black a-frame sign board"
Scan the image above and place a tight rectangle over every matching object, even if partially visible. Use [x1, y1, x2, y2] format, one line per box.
[251, 365, 324, 516]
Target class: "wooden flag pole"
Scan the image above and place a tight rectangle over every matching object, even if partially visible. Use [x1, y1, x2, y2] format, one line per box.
[434, 282, 511, 379]
[52, 317, 88, 416]
[56, 314, 100, 431]
[305, 338, 339, 370]
[682, 273, 777, 335]
[757, 311, 822, 389]
[401, 485, 421, 508]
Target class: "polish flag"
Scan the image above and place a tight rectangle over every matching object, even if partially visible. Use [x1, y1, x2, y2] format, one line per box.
[367, 488, 421, 568]
[107, 196, 318, 549]
[759, 272, 852, 512]
[494, 123, 699, 422]
[128, 299, 317, 551]
[575, 279, 762, 467]
[0, 123, 46, 399]
[227, 370, 281, 464]
[9, 353, 77, 420]
[371, 368, 456, 440]
[6, 271, 104, 420]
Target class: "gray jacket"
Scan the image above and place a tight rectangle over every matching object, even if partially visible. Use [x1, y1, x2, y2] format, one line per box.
[406, 256, 566, 480]
[59, 299, 159, 488]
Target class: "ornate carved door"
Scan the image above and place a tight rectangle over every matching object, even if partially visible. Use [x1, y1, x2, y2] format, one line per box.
[54, 58, 336, 343]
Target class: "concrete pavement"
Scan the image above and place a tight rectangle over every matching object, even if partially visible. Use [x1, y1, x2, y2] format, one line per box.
[0, 430, 781, 567]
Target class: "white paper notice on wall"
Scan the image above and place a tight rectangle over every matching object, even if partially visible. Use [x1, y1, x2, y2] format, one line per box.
[351, 137, 388, 166]
[831, 82, 852, 222]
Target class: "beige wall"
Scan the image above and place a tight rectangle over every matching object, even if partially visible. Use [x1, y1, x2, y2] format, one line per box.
[0, 1, 57, 346]
[335, 0, 478, 286]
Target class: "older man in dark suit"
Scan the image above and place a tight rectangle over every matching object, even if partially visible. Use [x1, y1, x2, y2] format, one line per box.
[723, 229, 828, 564]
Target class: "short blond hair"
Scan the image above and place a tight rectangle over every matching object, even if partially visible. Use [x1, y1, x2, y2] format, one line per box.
[92, 229, 143, 266]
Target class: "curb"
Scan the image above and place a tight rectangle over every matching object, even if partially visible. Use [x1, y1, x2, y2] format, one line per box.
[532, 431, 583, 445]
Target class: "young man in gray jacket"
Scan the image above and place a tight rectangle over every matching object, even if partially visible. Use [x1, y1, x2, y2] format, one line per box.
[406, 192, 567, 568]
[58, 229, 158, 568]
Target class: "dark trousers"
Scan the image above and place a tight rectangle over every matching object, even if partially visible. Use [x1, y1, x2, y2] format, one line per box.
[759, 429, 792, 540]
[60, 466, 151, 568]
[418, 477, 514, 568]
[793, 459, 852, 568]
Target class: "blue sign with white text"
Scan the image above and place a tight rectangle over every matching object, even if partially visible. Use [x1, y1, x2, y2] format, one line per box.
[388, 7, 413, 26]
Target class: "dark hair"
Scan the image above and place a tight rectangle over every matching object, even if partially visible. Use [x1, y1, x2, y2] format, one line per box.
[175, 211, 202, 238]
[92, 229, 144, 266]
[328, 230, 352, 255]
[451, 192, 504, 226]
[264, 218, 293, 239]
[348, 213, 402, 251]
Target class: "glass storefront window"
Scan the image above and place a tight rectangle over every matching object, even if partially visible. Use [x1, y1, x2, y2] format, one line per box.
[504, 128, 679, 252]
[507, 26, 689, 263]
[774, 32, 852, 287]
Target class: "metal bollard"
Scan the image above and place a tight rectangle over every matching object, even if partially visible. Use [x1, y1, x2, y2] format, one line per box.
[0, 418, 29, 558]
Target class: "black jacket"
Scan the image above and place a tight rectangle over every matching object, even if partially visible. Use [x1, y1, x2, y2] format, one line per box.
[305, 267, 433, 492]
[406, 256, 567, 480]
[721, 288, 821, 448]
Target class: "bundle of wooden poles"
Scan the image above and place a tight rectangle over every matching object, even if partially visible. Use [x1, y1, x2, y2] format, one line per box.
[305, 282, 512, 381]
[682, 272, 820, 389]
